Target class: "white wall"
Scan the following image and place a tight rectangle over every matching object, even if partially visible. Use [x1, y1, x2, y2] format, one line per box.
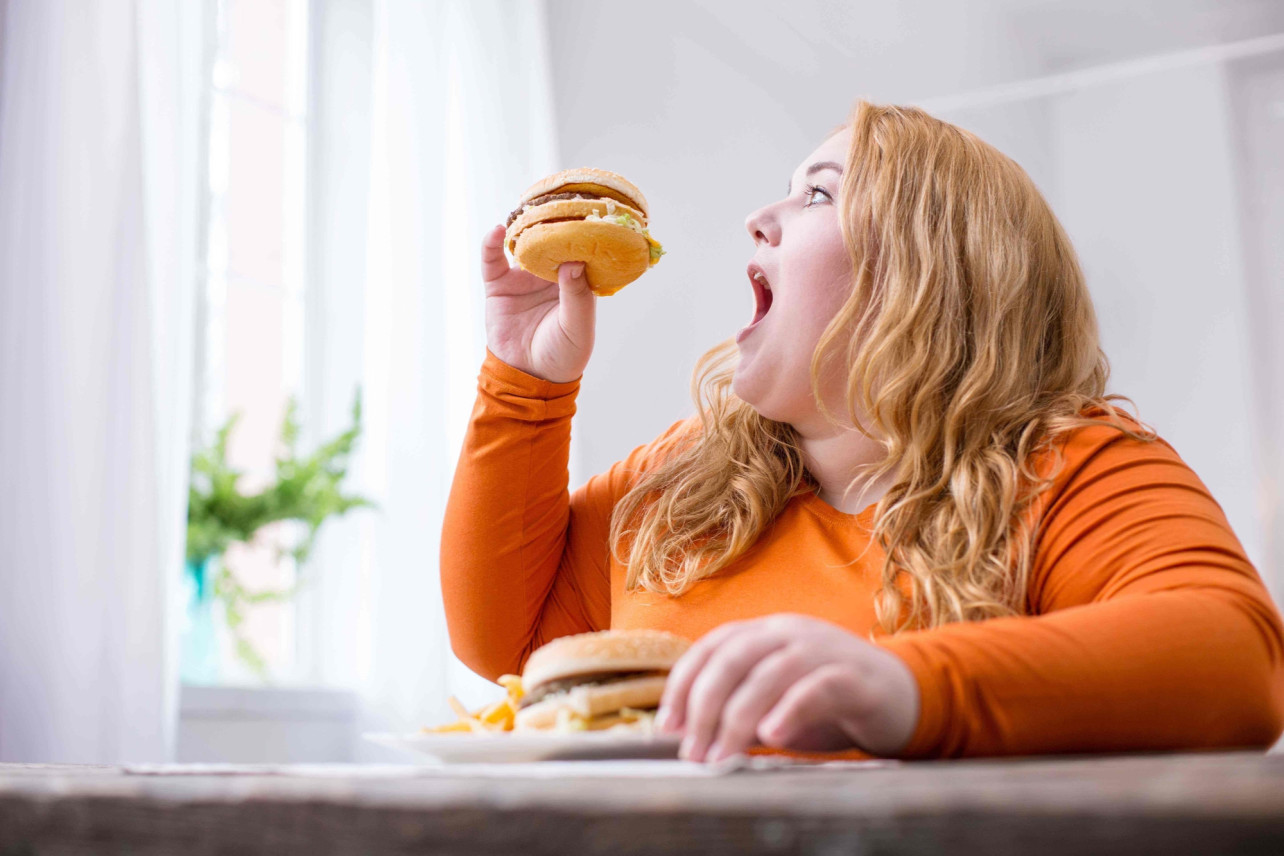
[932, 62, 1265, 592]
[541, 0, 1284, 599]
[1052, 65, 1260, 572]
[1227, 53, 1284, 609]
[544, 0, 1048, 488]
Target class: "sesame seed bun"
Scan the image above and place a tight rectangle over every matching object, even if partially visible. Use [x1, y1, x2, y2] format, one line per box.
[521, 629, 690, 691]
[519, 167, 649, 218]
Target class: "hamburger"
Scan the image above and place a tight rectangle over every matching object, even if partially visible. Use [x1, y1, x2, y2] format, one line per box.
[514, 629, 690, 733]
[504, 168, 665, 297]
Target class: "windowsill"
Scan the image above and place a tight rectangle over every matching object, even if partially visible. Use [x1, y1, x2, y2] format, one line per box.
[180, 683, 358, 721]
[177, 684, 360, 763]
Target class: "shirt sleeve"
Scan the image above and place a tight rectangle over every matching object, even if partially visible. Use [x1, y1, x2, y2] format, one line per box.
[440, 348, 693, 682]
[877, 423, 1284, 759]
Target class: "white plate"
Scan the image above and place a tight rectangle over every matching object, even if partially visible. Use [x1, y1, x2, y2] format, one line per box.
[364, 730, 683, 764]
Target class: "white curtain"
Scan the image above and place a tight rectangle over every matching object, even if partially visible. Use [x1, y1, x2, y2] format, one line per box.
[298, 0, 561, 751]
[0, 0, 205, 763]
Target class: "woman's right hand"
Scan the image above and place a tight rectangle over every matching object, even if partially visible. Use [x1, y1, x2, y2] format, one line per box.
[480, 223, 596, 384]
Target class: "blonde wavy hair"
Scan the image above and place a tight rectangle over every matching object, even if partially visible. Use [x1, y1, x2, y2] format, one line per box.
[608, 100, 1158, 635]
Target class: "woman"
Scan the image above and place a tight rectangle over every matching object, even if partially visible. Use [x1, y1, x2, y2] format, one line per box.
[441, 101, 1284, 762]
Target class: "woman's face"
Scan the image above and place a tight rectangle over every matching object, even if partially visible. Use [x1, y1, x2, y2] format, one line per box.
[733, 126, 855, 429]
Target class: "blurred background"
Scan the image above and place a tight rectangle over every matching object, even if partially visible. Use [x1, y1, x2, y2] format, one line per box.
[1, 0, 1281, 764]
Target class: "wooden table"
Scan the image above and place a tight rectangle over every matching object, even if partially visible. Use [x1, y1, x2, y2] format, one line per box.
[1, 750, 1281, 854]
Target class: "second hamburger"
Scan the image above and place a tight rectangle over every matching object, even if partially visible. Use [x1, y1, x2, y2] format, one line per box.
[514, 629, 690, 733]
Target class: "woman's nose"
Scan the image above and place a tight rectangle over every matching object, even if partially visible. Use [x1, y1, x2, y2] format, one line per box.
[745, 205, 779, 246]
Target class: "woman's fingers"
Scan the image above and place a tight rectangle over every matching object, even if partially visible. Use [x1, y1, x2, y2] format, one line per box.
[480, 224, 511, 284]
[704, 647, 812, 763]
[656, 616, 905, 763]
[757, 663, 859, 752]
[676, 633, 789, 762]
[657, 621, 751, 733]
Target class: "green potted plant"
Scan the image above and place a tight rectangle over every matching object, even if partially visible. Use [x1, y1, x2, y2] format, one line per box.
[182, 389, 375, 682]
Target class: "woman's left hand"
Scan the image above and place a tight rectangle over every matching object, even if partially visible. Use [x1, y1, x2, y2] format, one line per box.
[655, 614, 920, 763]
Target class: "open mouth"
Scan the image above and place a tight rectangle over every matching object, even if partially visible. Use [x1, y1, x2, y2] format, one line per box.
[750, 270, 773, 325]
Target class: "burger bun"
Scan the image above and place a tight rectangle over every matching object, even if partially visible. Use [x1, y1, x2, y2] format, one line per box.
[510, 222, 649, 297]
[521, 629, 691, 691]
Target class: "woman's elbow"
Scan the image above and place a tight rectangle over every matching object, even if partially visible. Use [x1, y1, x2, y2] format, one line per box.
[1201, 587, 1284, 750]
[1206, 655, 1284, 751]
[1239, 673, 1284, 750]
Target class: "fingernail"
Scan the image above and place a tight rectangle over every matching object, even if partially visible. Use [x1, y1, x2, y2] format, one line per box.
[570, 262, 584, 278]
[680, 736, 695, 761]
[655, 708, 670, 731]
[706, 741, 727, 763]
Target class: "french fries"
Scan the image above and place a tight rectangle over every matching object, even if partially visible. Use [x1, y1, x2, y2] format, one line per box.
[420, 673, 524, 734]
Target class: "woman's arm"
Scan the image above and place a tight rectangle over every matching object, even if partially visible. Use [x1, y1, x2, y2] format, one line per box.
[878, 427, 1284, 758]
[440, 349, 692, 681]
[440, 350, 600, 681]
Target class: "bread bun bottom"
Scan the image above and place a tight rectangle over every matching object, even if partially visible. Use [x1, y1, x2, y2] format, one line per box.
[514, 703, 658, 733]
[511, 219, 650, 297]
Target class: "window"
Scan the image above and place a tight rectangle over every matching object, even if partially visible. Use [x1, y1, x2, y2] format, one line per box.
[193, 0, 311, 683]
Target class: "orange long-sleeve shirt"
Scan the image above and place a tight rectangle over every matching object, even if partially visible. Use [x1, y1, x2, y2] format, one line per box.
[441, 350, 1284, 759]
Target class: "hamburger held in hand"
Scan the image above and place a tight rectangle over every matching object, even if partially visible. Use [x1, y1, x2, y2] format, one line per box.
[514, 629, 690, 733]
[504, 168, 665, 297]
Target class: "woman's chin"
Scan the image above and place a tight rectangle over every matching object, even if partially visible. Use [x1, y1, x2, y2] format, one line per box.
[731, 370, 778, 421]
[730, 365, 756, 406]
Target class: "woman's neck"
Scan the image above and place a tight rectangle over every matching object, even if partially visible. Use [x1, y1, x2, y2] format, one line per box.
[796, 422, 896, 516]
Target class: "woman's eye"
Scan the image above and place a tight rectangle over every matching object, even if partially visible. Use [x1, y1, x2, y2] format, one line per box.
[803, 184, 831, 207]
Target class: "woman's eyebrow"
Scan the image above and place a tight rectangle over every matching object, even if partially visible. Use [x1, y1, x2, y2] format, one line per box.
[787, 161, 844, 196]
